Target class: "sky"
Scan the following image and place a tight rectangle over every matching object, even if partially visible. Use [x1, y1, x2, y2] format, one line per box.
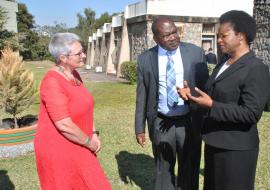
[17, 0, 139, 27]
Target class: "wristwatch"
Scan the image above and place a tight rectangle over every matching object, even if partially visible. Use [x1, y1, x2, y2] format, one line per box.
[93, 130, 100, 136]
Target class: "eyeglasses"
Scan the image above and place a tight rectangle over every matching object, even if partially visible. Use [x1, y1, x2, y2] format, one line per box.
[67, 50, 85, 57]
[159, 30, 179, 41]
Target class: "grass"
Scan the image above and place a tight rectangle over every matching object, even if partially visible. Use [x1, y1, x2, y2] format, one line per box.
[0, 61, 270, 189]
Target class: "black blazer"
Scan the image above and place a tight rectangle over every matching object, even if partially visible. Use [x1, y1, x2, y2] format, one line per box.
[135, 42, 209, 141]
[206, 52, 217, 64]
[202, 51, 270, 150]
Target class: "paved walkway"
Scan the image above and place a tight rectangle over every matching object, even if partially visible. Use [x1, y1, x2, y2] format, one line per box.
[28, 61, 128, 83]
[77, 68, 129, 83]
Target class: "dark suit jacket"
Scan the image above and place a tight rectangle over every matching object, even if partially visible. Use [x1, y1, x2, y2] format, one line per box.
[206, 52, 217, 64]
[135, 42, 209, 140]
[202, 51, 270, 150]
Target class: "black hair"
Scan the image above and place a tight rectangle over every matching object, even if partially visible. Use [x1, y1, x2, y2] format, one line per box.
[219, 10, 256, 44]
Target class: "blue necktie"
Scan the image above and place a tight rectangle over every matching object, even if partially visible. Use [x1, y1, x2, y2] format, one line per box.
[166, 51, 178, 107]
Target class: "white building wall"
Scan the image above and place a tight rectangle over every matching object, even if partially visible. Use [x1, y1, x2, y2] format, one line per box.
[126, 0, 253, 18]
[125, 1, 147, 18]
[112, 15, 123, 27]
[0, 0, 18, 32]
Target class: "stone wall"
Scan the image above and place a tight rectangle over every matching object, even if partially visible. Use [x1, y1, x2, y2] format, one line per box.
[93, 38, 101, 67]
[126, 15, 217, 61]
[127, 20, 204, 61]
[98, 33, 110, 70]
[146, 22, 203, 50]
[147, 21, 159, 50]
[128, 21, 148, 61]
[112, 29, 122, 68]
[253, 0, 270, 67]
[180, 23, 202, 47]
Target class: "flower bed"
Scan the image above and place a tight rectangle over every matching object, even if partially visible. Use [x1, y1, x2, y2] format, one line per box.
[0, 125, 37, 146]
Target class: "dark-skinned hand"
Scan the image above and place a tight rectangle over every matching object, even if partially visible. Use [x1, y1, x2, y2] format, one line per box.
[136, 133, 146, 147]
[187, 87, 213, 108]
[176, 80, 190, 101]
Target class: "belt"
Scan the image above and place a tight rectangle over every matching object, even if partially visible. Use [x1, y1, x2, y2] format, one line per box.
[157, 112, 190, 121]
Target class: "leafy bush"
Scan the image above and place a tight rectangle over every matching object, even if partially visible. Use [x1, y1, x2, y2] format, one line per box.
[18, 31, 52, 61]
[120, 61, 138, 85]
[0, 46, 37, 128]
[207, 63, 216, 75]
[0, 30, 20, 52]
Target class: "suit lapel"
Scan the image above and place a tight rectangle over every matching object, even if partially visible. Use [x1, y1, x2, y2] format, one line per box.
[212, 51, 255, 85]
[179, 43, 190, 80]
[213, 62, 244, 84]
[208, 63, 224, 85]
[150, 46, 159, 83]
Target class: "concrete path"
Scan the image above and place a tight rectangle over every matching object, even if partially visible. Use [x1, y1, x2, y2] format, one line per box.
[78, 68, 129, 83]
[28, 61, 128, 83]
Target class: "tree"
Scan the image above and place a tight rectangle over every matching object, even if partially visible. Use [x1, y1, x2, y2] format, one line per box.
[94, 12, 112, 29]
[0, 6, 7, 30]
[32, 22, 68, 60]
[18, 30, 40, 60]
[17, 3, 34, 33]
[77, 8, 96, 33]
[71, 8, 96, 48]
[34, 22, 68, 37]
[35, 34, 52, 60]
[0, 46, 37, 128]
[16, 3, 43, 60]
[0, 29, 19, 51]
[71, 9, 113, 49]
[0, 6, 18, 52]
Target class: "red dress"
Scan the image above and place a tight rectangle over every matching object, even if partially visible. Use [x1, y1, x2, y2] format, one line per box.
[34, 71, 111, 190]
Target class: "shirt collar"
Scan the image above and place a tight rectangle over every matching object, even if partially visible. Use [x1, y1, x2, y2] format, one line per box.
[158, 45, 178, 56]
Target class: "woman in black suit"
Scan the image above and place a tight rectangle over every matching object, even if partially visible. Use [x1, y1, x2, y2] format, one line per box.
[178, 10, 270, 190]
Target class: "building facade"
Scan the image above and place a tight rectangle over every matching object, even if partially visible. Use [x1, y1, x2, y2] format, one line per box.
[86, 0, 254, 76]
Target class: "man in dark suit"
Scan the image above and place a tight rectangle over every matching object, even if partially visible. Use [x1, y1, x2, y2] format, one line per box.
[135, 16, 208, 190]
[205, 48, 217, 65]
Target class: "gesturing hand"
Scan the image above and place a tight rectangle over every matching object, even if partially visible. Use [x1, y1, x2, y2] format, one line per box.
[187, 87, 213, 108]
[177, 80, 191, 101]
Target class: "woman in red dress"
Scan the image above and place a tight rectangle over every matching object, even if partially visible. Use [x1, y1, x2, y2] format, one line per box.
[34, 33, 111, 190]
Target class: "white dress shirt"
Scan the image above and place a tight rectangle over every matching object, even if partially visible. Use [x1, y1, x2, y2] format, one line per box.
[157, 46, 189, 116]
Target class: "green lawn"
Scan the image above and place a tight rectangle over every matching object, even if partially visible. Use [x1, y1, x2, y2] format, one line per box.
[0, 61, 269, 189]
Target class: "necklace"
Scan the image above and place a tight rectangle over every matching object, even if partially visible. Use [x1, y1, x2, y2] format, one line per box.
[56, 65, 81, 86]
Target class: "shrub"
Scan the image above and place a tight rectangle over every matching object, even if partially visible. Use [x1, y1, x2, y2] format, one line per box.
[0, 46, 37, 128]
[207, 63, 215, 75]
[120, 61, 138, 85]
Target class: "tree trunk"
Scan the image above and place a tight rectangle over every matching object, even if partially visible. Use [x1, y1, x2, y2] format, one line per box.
[14, 115, 18, 128]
